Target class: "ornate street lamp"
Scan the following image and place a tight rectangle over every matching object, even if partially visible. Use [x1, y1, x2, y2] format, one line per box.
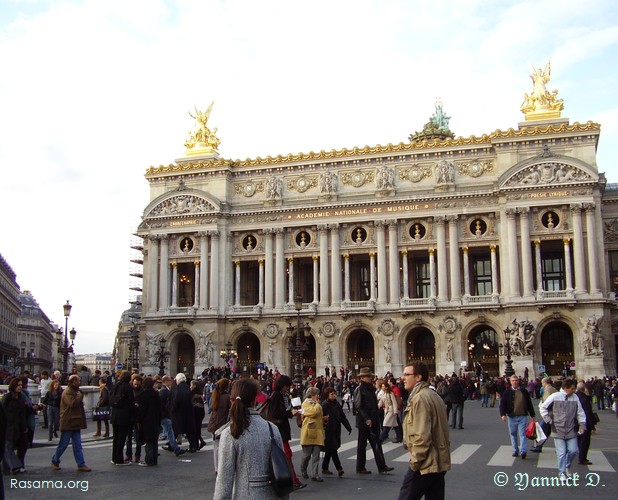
[220, 341, 237, 362]
[157, 337, 169, 376]
[501, 324, 515, 378]
[128, 315, 140, 371]
[56, 300, 77, 377]
[287, 295, 310, 392]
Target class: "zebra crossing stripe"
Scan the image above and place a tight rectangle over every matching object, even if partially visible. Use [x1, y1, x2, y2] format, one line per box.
[347, 441, 402, 461]
[536, 447, 557, 469]
[450, 444, 481, 464]
[487, 445, 517, 467]
[586, 450, 615, 472]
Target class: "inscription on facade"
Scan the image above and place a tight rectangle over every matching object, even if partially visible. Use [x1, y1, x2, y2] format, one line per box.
[287, 203, 435, 220]
[170, 220, 198, 226]
[527, 190, 570, 199]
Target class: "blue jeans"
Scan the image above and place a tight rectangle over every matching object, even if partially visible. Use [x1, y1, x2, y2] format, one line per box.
[554, 437, 578, 474]
[450, 403, 464, 428]
[507, 415, 528, 455]
[161, 418, 181, 453]
[51, 430, 86, 468]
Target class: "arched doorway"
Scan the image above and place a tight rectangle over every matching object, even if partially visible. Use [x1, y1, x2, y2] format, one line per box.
[541, 321, 574, 377]
[467, 326, 499, 376]
[236, 330, 261, 376]
[299, 334, 316, 379]
[405, 328, 436, 375]
[176, 333, 195, 378]
[346, 329, 374, 378]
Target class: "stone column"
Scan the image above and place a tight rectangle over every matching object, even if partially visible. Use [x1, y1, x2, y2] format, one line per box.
[387, 220, 400, 305]
[435, 216, 448, 302]
[429, 248, 437, 299]
[318, 225, 329, 306]
[275, 229, 285, 309]
[171, 262, 178, 308]
[148, 236, 159, 313]
[506, 209, 520, 298]
[288, 257, 294, 304]
[401, 250, 409, 299]
[369, 252, 376, 301]
[312, 255, 319, 303]
[261, 230, 274, 309]
[490, 244, 499, 296]
[570, 204, 586, 294]
[447, 215, 461, 302]
[563, 238, 574, 291]
[376, 222, 388, 304]
[534, 240, 543, 295]
[193, 261, 200, 308]
[234, 260, 241, 306]
[462, 246, 470, 297]
[330, 224, 341, 307]
[258, 258, 264, 306]
[158, 235, 169, 311]
[344, 254, 351, 302]
[585, 203, 600, 294]
[209, 230, 220, 310]
[519, 208, 534, 299]
[199, 232, 209, 310]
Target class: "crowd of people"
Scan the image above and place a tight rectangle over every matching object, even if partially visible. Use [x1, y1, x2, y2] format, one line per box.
[0, 363, 617, 499]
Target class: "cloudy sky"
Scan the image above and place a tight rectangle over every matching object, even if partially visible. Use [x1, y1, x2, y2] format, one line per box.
[1, 0, 617, 354]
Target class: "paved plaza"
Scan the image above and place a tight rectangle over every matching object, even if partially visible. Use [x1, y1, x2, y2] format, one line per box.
[5, 400, 618, 499]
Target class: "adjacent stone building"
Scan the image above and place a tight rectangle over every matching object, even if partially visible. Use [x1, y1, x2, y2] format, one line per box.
[134, 67, 617, 380]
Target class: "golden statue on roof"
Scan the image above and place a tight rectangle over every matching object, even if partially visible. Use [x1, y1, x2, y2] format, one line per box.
[521, 61, 564, 121]
[184, 101, 221, 156]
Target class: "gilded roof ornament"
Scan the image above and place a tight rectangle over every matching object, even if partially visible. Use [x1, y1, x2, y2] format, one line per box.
[184, 101, 221, 157]
[521, 61, 564, 121]
[409, 99, 455, 143]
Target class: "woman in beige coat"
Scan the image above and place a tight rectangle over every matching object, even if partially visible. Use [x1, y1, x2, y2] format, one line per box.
[299, 386, 325, 482]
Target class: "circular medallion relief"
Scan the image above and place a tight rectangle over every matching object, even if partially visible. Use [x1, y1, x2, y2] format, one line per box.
[409, 166, 424, 183]
[321, 321, 337, 338]
[264, 324, 280, 339]
[243, 181, 256, 197]
[297, 176, 310, 193]
[351, 171, 365, 188]
[469, 161, 483, 178]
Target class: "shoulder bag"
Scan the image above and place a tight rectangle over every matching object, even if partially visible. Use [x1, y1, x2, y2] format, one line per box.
[268, 423, 295, 497]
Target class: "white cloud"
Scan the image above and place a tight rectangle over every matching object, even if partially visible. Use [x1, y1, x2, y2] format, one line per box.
[1, 0, 617, 353]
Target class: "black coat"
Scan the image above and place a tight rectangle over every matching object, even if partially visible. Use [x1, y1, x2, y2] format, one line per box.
[172, 381, 195, 435]
[159, 386, 173, 420]
[270, 390, 293, 442]
[110, 380, 135, 426]
[322, 398, 352, 451]
[138, 388, 162, 442]
[354, 381, 380, 431]
[576, 390, 596, 432]
[1, 392, 27, 442]
[499, 387, 535, 418]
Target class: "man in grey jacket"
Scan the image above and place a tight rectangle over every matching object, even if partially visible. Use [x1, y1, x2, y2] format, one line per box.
[540, 379, 586, 481]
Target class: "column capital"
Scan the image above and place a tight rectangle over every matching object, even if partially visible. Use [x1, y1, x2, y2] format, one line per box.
[343, 253, 350, 260]
[375, 220, 387, 228]
[197, 231, 209, 238]
[369, 251, 376, 258]
[287, 257, 294, 263]
[434, 215, 446, 225]
[462, 246, 469, 254]
[274, 228, 285, 235]
[563, 237, 571, 245]
[329, 223, 340, 230]
[385, 219, 398, 226]
[490, 244, 497, 251]
[234, 260, 240, 267]
[518, 207, 530, 216]
[428, 248, 435, 256]
[583, 202, 596, 212]
[262, 228, 274, 235]
[317, 224, 329, 232]
[207, 230, 220, 238]
[194, 260, 200, 267]
[401, 249, 408, 256]
[312, 255, 319, 261]
[570, 203, 582, 214]
[534, 239, 541, 247]
[505, 208, 517, 217]
[171, 262, 177, 268]
[258, 258, 264, 265]
[446, 214, 458, 223]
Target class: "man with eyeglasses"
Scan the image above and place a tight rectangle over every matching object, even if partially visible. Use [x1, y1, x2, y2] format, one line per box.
[398, 362, 450, 500]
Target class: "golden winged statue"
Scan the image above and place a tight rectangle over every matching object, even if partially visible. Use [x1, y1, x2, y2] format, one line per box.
[521, 60, 564, 120]
[185, 101, 221, 153]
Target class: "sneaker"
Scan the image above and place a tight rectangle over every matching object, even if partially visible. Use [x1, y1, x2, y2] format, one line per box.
[77, 466, 91, 472]
[51, 463, 61, 471]
[138, 462, 152, 467]
[115, 461, 132, 466]
[559, 472, 567, 482]
[311, 477, 324, 482]
[566, 468, 572, 477]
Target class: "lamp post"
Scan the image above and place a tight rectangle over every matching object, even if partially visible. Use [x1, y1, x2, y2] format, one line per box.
[128, 316, 140, 371]
[27, 341, 35, 372]
[220, 341, 237, 364]
[157, 337, 169, 376]
[56, 300, 77, 376]
[501, 324, 515, 378]
[287, 296, 310, 392]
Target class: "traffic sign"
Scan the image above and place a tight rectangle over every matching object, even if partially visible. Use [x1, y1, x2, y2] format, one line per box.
[116, 363, 123, 370]
[538, 365, 545, 373]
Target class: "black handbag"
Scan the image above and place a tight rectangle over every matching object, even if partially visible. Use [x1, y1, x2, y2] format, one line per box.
[268, 423, 295, 497]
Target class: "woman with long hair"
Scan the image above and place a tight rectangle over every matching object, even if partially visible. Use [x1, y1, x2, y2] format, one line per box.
[300, 386, 325, 482]
[378, 382, 399, 443]
[1, 377, 29, 474]
[214, 378, 287, 499]
[94, 378, 110, 439]
[208, 378, 231, 473]
[321, 386, 352, 476]
[42, 379, 62, 441]
[190, 379, 207, 449]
